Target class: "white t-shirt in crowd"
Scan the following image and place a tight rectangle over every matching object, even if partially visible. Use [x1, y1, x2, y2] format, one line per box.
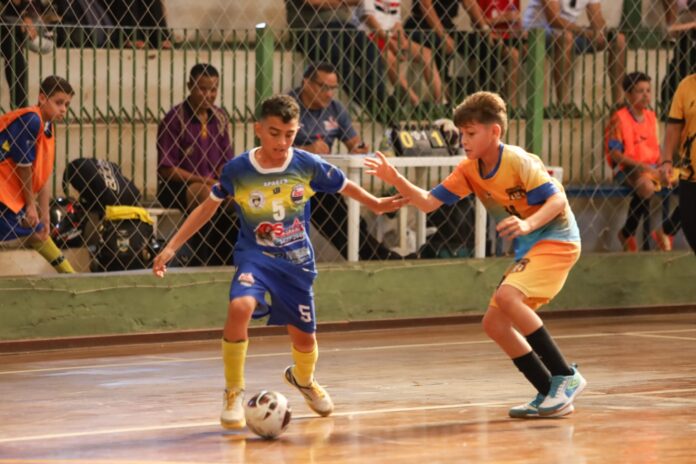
[522, 0, 600, 29]
[355, 0, 403, 33]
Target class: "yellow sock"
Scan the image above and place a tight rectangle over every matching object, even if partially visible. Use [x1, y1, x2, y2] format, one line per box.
[291, 343, 318, 386]
[31, 238, 75, 273]
[222, 338, 248, 391]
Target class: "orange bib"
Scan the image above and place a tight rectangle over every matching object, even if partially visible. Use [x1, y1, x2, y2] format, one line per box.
[605, 107, 660, 169]
[0, 107, 55, 213]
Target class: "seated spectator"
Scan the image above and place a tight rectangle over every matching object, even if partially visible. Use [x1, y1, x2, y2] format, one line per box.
[288, 63, 403, 260]
[522, 0, 626, 111]
[52, 0, 114, 47]
[605, 72, 661, 252]
[477, 0, 523, 106]
[403, 0, 500, 98]
[285, 0, 386, 113]
[353, 0, 443, 107]
[0, 75, 76, 273]
[109, 0, 171, 48]
[660, 0, 696, 119]
[1, 0, 37, 108]
[157, 64, 237, 265]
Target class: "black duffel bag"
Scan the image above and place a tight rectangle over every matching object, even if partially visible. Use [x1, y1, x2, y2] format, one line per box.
[91, 206, 156, 272]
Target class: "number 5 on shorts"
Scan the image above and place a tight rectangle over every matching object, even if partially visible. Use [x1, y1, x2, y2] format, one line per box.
[298, 304, 313, 323]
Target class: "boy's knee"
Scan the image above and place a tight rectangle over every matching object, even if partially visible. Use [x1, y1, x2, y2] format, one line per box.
[481, 309, 506, 340]
[494, 285, 523, 310]
[612, 32, 626, 48]
[227, 297, 256, 319]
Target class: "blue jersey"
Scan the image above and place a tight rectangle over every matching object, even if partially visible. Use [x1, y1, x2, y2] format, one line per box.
[211, 147, 347, 269]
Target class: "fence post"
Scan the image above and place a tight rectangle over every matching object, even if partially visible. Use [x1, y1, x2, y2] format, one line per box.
[255, 23, 274, 117]
[525, 28, 545, 156]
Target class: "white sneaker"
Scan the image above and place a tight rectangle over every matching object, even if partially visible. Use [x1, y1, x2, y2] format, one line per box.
[509, 393, 575, 419]
[283, 365, 334, 417]
[538, 367, 587, 416]
[220, 389, 246, 429]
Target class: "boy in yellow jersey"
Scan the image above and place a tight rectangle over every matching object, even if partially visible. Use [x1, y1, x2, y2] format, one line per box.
[660, 72, 696, 254]
[153, 95, 406, 429]
[365, 91, 586, 418]
[0, 76, 75, 273]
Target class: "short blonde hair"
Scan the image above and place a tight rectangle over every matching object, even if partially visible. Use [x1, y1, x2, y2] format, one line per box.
[453, 91, 507, 137]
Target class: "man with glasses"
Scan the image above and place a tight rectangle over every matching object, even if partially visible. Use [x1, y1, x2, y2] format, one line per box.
[289, 63, 404, 260]
[285, 0, 386, 114]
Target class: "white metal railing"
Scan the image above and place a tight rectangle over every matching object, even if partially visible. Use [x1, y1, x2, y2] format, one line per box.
[324, 155, 487, 261]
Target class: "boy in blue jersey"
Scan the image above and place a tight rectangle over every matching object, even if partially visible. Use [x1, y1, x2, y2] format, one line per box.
[365, 91, 586, 418]
[0, 76, 75, 274]
[152, 94, 406, 429]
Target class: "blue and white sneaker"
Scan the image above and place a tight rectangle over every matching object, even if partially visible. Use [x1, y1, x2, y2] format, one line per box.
[509, 393, 575, 418]
[538, 367, 587, 416]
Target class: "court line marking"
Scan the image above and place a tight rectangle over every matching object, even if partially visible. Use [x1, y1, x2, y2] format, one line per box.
[0, 461, 219, 464]
[2, 385, 696, 445]
[1, 328, 695, 376]
[622, 333, 696, 341]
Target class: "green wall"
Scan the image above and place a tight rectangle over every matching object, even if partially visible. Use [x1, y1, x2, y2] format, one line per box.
[1, 252, 695, 341]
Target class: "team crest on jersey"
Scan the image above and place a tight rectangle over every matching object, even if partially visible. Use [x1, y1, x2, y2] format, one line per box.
[506, 186, 527, 201]
[290, 184, 305, 204]
[238, 272, 255, 287]
[248, 191, 265, 209]
[510, 258, 529, 273]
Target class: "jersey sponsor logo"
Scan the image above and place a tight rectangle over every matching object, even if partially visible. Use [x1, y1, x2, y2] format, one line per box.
[249, 191, 265, 209]
[263, 179, 289, 187]
[254, 217, 306, 247]
[238, 272, 255, 287]
[285, 247, 311, 265]
[505, 186, 527, 201]
[291, 184, 305, 204]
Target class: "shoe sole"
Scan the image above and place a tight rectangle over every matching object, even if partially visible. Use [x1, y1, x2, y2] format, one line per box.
[283, 368, 333, 417]
[538, 378, 587, 417]
[220, 418, 246, 430]
[510, 404, 575, 419]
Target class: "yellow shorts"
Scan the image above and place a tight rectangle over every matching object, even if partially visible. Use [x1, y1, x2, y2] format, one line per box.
[490, 240, 581, 311]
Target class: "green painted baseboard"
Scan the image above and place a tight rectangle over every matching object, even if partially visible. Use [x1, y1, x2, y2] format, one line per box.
[1, 252, 694, 341]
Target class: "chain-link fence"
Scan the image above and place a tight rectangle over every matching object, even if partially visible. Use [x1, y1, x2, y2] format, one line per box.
[0, 0, 694, 275]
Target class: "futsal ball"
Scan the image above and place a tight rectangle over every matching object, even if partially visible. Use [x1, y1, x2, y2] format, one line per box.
[244, 390, 292, 439]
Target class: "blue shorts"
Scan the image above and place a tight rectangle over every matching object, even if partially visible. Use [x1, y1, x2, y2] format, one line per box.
[0, 203, 43, 241]
[230, 249, 318, 333]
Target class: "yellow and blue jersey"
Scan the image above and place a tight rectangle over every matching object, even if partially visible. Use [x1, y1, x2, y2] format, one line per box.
[432, 143, 580, 259]
[211, 147, 346, 269]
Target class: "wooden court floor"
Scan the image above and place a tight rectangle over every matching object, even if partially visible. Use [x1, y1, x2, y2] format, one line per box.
[1, 312, 695, 464]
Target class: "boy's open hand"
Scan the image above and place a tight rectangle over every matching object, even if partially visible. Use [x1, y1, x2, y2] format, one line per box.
[372, 194, 408, 215]
[152, 247, 176, 278]
[364, 151, 400, 184]
[497, 215, 532, 239]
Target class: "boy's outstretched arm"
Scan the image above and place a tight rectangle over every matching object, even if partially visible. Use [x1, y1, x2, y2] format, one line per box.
[340, 180, 408, 215]
[364, 152, 443, 213]
[497, 192, 567, 239]
[152, 197, 220, 277]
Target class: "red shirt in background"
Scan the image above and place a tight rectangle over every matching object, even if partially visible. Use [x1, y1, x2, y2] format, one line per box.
[477, 0, 520, 40]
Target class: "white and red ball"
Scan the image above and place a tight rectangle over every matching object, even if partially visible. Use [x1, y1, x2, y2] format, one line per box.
[244, 390, 292, 439]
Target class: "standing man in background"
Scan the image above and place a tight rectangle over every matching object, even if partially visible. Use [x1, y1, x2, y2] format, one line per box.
[660, 73, 696, 253]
